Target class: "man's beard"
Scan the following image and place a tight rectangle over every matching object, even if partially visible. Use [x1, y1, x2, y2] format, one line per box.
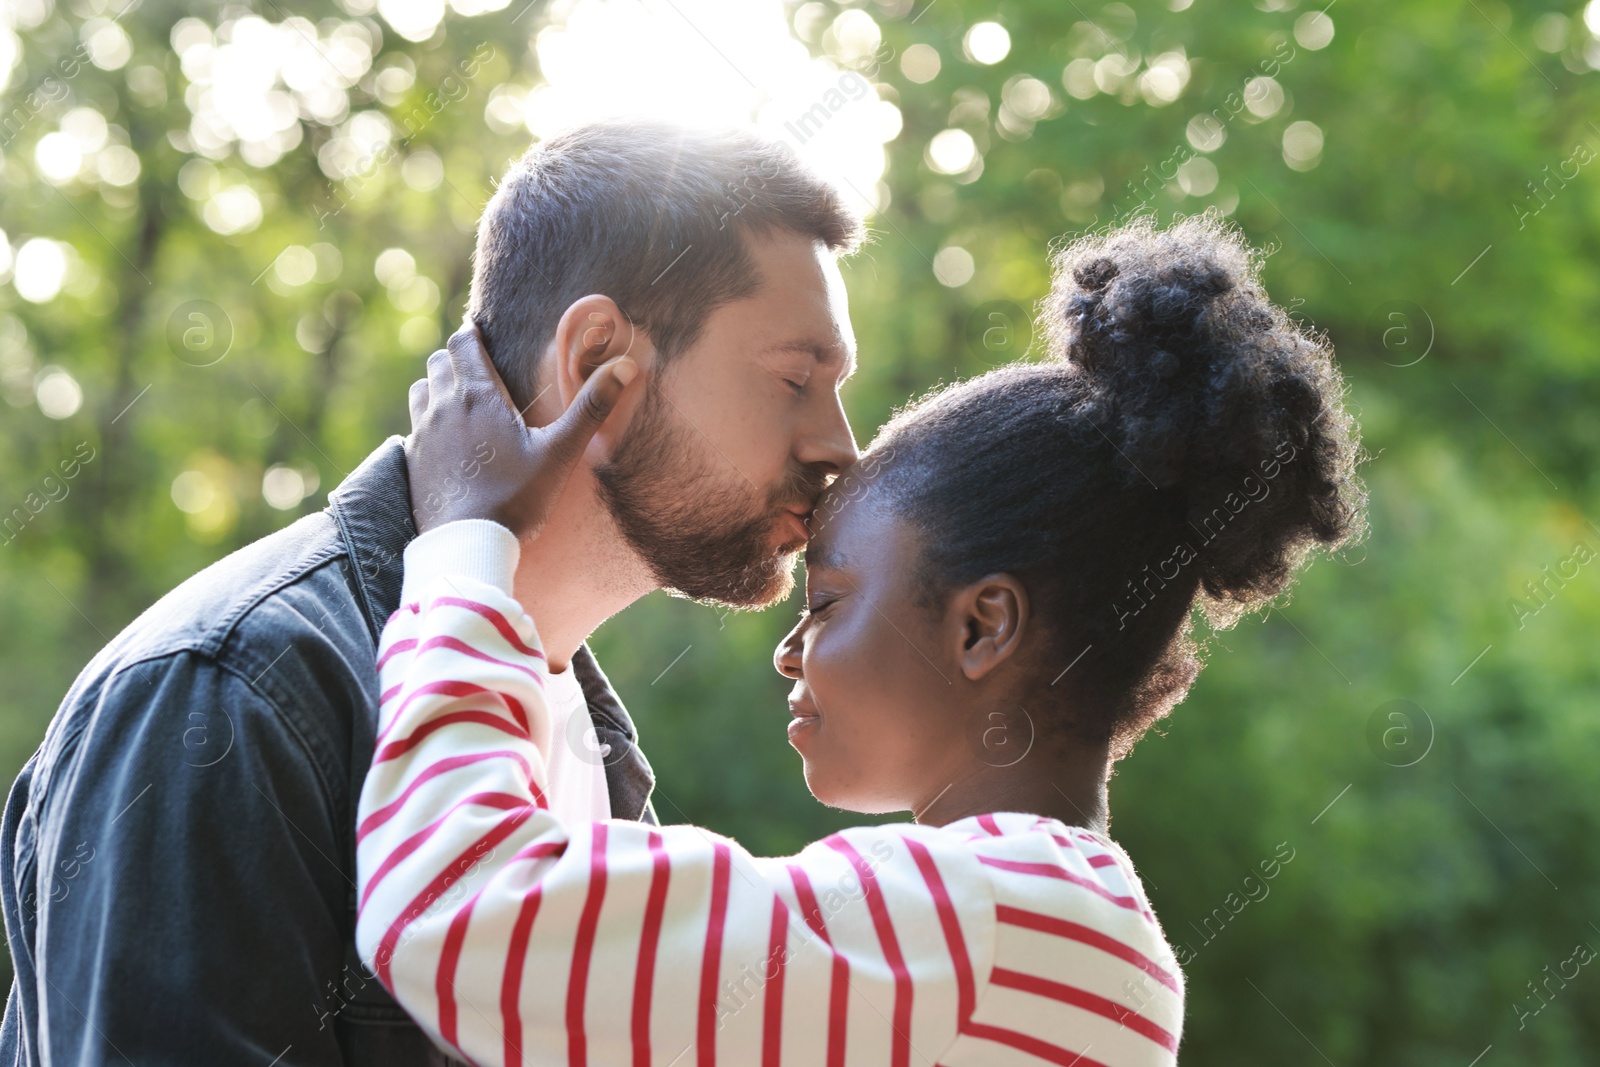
[595, 382, 828, 609]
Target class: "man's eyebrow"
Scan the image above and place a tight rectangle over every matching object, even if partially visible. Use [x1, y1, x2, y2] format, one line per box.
[763, 340, 857, 383]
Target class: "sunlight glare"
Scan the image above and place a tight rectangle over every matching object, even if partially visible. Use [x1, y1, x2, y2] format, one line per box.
[525, 0, 898, 214]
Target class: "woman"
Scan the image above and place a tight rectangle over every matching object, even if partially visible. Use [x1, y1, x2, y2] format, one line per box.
[355, 217, 1365, 1067]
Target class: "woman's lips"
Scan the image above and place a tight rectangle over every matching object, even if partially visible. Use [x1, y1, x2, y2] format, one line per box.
[787, 701, 819, 741]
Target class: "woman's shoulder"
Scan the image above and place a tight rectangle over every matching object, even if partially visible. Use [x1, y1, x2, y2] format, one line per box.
[938, 813, 1187, 1066]
[762, 812, 1157, 925]
[736, 811, 1169, 956]
[769, 812, 1141, 882]
[944, 812, 1163, 925]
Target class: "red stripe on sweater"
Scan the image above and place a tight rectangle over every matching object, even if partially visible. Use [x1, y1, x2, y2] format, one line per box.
[501, 888, 544, 1067]
[566, 824, 610, 1067]
[697, 844, 732, 1067]
[378, 638, 417, 672]
[377, 678, 532, 751]
[1036, 824, 1122, 871]
[372, 804, 537, 988]
[385, 604, 419, 629]
[990, 966, 1178, 1053]
[375, 707, 530, 764]
[961, 1021, 1115, 1067]
[996, 905, 1179, 992]
[903, 836, 976, 1026]
[632, 832, 671, 1067]
[760, 896, 789, 1067]
[411, 633, 546, 709]
[976, 855, 1153, 921]
[431, 596, 547, 659]
[360, 791, 528, 908]
[356, 750, 536, 844]
[496, 838, 568, 1067]
[977, 814, 1005, 837]
[787, 864, 848, 1067]
[826, 836, 913, 1067]
[788, 864, 830, 944]
[435, 889, 480, 1053]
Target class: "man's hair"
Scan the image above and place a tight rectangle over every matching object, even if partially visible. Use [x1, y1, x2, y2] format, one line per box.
[468, 119, 865, 408]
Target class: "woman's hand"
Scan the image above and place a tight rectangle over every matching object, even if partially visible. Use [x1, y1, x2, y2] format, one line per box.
[404, 319, 636, 537]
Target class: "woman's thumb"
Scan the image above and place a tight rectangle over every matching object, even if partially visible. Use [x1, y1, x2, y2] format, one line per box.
[549, 357, 637, 464]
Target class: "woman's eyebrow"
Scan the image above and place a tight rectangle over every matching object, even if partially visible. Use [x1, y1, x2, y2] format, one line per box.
[803, 541, 850, 572]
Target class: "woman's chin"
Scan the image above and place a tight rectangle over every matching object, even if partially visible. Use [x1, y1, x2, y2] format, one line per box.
[800, 761, 854, 812]
[800, 762, 903, 816]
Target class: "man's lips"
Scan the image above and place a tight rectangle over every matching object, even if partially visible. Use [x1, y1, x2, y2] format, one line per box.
[778, 508, 811, 544]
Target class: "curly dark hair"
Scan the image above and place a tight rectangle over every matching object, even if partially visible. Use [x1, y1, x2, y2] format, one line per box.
[867, 215, 1366, 756]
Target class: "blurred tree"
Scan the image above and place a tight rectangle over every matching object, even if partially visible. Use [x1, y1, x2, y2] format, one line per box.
[1, 0, 1598, 1063]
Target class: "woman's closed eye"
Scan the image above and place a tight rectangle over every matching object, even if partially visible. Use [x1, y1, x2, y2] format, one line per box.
[802, 594, 842, 619]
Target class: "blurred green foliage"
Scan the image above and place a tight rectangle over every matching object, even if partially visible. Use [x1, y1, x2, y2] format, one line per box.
[3, 0, 1599, 1062]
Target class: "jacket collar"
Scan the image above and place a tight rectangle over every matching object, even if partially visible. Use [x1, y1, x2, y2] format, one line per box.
[328, 436, 414, 642]
[327, 437, 655, 820]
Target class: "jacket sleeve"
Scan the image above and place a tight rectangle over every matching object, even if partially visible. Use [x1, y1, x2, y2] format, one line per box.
[355, 522, 996, 1067]
[12, 650, 354, 1065]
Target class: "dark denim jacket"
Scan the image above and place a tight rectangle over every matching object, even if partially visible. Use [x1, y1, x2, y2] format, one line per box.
[0, 438, 655, 1065]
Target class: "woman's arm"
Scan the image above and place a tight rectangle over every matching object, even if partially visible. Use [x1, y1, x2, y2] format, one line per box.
[355, 522, 996, 1067]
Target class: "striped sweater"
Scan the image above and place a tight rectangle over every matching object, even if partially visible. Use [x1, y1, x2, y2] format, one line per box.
[355, 522, 1184, 1067]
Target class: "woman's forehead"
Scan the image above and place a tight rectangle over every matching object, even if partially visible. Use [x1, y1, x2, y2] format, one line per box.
[803, 531, 849, 574]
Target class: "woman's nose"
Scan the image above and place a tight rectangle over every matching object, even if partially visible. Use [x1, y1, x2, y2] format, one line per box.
[773, 622, 804, 679]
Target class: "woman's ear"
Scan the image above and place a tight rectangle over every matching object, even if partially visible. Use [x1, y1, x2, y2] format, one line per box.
[547, 295, 651, 419]
[950, 574, 1029, 682]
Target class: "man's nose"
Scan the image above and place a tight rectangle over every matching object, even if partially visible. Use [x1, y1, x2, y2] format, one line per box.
[795, 391, 858, 476]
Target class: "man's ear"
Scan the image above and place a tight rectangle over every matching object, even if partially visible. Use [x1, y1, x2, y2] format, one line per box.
[546, 295, 651, 419]
[949, 574, 1029, 682]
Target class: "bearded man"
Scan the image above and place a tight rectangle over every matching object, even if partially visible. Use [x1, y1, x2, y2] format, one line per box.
[0, 118, 863, 1066]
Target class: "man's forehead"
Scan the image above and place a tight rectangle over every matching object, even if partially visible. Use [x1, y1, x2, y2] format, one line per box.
[735, 233, 856, 368]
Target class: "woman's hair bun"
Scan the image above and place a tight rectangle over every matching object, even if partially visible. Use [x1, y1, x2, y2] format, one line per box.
[1043, 214, 1366, 619]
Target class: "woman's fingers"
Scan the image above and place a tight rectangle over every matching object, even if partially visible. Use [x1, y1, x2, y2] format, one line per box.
[425, 345, 455, 400]
[544, 357, 637, 476]
[408, 378, 429, 428]
[408, 317, 635, 537]
[447, 318, 529, 427]
[445, 321, 488, 384]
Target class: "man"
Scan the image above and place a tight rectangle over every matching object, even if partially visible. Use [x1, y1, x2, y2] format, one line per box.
[0, 119, 862, 1065]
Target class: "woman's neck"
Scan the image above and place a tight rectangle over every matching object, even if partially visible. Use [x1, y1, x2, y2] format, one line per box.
[913, 743, 1112, 834]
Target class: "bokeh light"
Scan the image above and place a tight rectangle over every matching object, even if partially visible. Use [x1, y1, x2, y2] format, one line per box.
[963, 21, 1011, 65]
[262, 464, 321, 510]
[1283, 120, 1324, 171]
[13, 239, 68, 303]
[933, 245, 975, 287]
[900, 43, 941, 83]
[928, 128, 978, 175]
[33, 367, 82, 420]
[1294, 11, 1335, 50]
